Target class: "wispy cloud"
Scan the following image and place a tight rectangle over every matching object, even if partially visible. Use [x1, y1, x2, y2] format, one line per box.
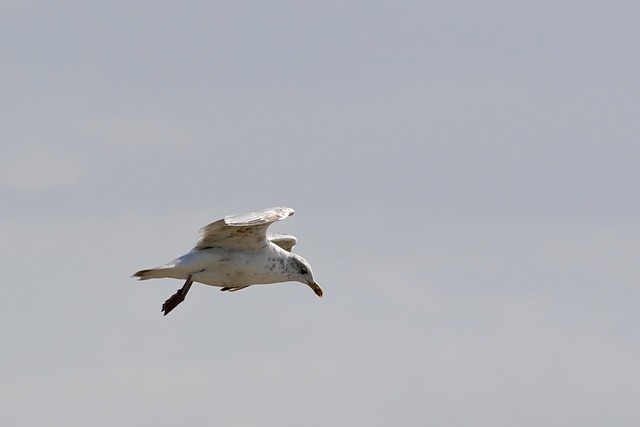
[85, 115, 200, 150]
[0, 149, 85, 190]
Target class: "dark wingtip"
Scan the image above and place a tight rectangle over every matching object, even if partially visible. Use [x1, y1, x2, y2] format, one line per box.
[132, 269, 149, 279]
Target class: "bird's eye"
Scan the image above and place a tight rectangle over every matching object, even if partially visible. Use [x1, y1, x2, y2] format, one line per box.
[300, 266, 308, 275]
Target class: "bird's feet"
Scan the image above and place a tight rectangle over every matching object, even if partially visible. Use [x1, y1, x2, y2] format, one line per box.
[162, 275, 193, 316]
[220, 286, 249, 292]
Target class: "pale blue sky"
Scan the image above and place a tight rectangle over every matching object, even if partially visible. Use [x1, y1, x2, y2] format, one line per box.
[2, 1, 640, 426]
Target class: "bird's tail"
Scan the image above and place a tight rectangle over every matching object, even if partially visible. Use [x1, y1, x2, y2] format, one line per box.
[132, 267, 171, 280]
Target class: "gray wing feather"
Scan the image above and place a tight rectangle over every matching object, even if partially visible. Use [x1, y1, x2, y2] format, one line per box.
[224, 207, 294, 226]
[194, 207, 294, 250]
[267, 232, 297, 252]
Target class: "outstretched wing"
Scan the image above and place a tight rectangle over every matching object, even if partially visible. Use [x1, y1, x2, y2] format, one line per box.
[267, 232, 297, 252]
[194, 207, 294, 251]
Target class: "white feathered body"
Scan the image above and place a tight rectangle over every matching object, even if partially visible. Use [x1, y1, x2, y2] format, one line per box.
[136, 243, 292, 288]
[133, 207, 322, 301]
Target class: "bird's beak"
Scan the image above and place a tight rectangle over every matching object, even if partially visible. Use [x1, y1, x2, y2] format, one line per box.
[307, 281, 323, 298]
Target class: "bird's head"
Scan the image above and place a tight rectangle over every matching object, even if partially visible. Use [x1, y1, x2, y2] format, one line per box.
[288, 253, 323, 297]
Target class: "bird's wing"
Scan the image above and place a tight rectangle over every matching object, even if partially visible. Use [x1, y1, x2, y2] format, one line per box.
[267, 232, 297, 252]
[194, 207, 295, 251]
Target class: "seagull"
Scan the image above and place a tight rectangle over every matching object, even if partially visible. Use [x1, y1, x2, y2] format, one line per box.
[132, 207, 322, 315]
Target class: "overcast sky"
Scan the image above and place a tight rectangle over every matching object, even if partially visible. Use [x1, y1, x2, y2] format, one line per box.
[2, 1, 640, 426]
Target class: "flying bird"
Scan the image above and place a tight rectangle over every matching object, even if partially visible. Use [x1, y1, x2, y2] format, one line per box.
[132, 207, 322, 315]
